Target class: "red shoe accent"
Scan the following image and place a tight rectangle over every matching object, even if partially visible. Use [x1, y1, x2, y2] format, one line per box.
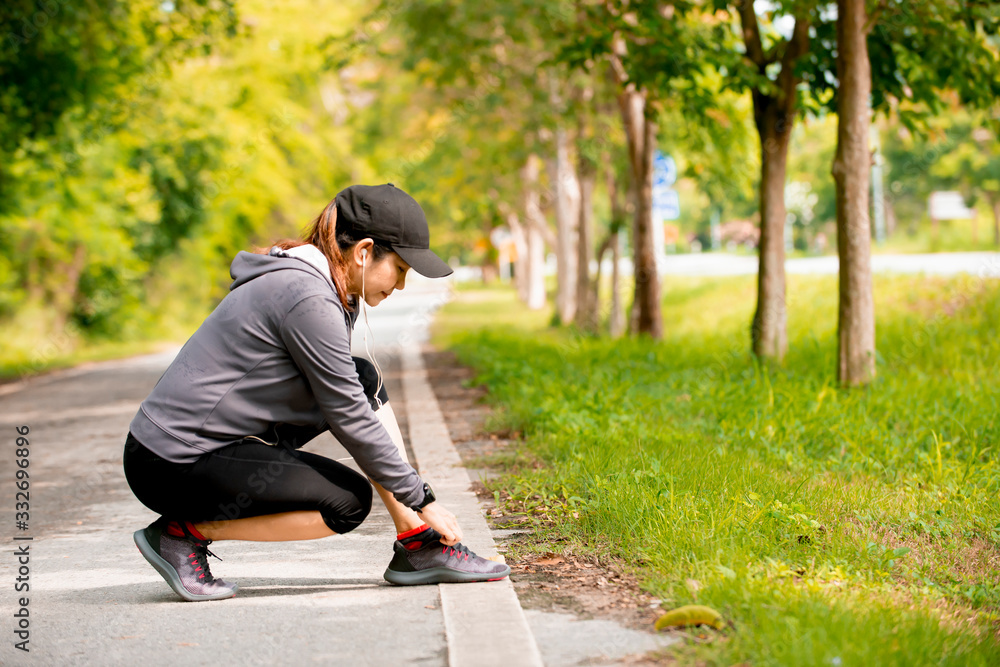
[165, 521, 186, 538]
[185, 521, 208, 541]
[404, 542, 422, 551]
[397, 524, 430, 541]
[487, 577, 507, 581]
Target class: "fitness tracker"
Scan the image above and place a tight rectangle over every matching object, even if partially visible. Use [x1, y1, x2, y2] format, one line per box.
[411, 482, 436, 513]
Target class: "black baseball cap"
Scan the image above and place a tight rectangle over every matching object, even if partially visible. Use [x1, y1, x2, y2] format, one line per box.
[335, 183, 453, 278]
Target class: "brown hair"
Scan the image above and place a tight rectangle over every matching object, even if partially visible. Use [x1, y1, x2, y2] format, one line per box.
[252, 198, 393, 312]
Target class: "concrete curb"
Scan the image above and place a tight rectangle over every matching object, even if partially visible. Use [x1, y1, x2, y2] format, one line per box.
[400, 344, 544, 667]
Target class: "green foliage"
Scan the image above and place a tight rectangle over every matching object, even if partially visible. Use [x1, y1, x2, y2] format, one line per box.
[438, 274, 1000, 665]
[0, 0, 366, 376]
[801, 0, 1000, 128]
[331, 0, 565, 261]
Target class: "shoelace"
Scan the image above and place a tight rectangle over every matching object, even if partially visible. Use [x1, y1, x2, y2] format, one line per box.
[188, 542, 223, 581]
[441, 542, 473, 561]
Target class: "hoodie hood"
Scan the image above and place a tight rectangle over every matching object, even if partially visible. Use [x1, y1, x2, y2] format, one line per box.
[228, 244, 359, 318]
[229, 244, 333, 292]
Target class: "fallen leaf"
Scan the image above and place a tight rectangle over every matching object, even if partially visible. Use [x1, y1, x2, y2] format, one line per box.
[535, 556, 564, 566]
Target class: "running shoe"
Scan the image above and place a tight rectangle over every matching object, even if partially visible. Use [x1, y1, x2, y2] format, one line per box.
[133, 517, 238, 601]
[383, 526, 510, 585]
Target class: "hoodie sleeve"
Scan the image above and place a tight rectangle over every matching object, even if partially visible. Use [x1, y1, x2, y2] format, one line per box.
[278, 293, 425, 507]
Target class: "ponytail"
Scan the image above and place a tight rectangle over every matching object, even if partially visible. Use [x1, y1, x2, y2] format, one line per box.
[252, 197, 393, 312]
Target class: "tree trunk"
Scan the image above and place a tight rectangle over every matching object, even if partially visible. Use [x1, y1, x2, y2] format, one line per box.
[521, 154, 548, 310]
[885, 194, 897, 237]
[618, 87, 662, 338]
[506, 211, 529, 303]
[594, 228, 618, 333]
[992, 195, 1000, 247]
[610, 230, 625, 338]
[603, 158, 628, 338]
[635, 115, 661, 338]
[609, 37, 662, 339]
[594, 235, 609, 327]
[738, 3, 810, 361]
[751, 108, 791, 360]
[832, 0, 876, 386]
[481, 261, 498, 284]
[546, 79, 581, 326]
[576, 149, 597, 332]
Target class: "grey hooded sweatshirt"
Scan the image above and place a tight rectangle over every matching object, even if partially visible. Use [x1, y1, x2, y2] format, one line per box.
[128, 244, 425, 507]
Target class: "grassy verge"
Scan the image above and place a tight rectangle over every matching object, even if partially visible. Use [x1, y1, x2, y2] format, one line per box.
[431, 273, 1000, 666]
[0, 299, 198, 384]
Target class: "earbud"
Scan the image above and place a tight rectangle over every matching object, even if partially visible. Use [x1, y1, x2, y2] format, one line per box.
[361, 248, 367, 262]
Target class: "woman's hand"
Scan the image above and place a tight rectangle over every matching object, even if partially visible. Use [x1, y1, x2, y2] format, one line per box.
[418, 502, 462, 546]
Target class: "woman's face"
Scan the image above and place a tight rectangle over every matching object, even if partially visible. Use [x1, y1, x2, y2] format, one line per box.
[349, 239, 410, 307]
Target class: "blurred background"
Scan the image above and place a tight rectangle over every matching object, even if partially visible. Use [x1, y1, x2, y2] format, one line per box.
[1, 0, 998, 377]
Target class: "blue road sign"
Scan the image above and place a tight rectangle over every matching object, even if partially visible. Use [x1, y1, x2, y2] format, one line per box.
[653, 150, 677, 188]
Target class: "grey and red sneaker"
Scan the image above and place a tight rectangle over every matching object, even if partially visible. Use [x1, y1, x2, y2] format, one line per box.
[133, 517, 238, 602]
[383, 526, 511, 585]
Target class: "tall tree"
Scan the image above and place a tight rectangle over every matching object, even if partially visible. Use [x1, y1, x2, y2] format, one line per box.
[832, 0, 874, 386]
[562, 2, 718, 338]
[521, 153, 551, 310]
[609, 34, 662, 338]
[731, 0, 812, 361]
[575, 99, 599, 332]
[547, 78, 582, 324]
[818, 0, 1000, 385]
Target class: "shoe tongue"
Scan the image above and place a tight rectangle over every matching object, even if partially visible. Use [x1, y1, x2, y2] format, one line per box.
[400, 525, 441, 550]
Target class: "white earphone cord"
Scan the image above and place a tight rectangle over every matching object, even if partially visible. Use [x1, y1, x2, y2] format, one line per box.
[361, 252, 385, 410]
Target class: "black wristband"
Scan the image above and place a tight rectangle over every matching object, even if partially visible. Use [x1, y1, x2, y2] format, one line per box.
[411, 482, 436, 513]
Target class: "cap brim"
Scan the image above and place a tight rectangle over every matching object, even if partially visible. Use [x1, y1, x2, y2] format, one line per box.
[394, 246, 454, 278]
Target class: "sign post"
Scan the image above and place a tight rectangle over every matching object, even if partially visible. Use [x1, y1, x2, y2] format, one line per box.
[653, 151, 679, 258]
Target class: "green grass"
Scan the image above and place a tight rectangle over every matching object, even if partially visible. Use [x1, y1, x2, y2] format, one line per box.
[0, 299, 197, 384]
[874, 217, 1000, 255]
[432, 273, 1000, 666]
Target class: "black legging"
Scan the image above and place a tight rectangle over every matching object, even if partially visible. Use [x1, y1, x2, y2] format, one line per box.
[122, 356, 389, 534]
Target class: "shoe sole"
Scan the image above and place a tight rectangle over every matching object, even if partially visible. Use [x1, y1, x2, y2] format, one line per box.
[133, 529, 238, 602]
[383, 564, 511, 586]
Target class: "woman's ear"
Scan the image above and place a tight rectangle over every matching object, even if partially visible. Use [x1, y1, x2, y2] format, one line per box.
[354, 238, 374, 266]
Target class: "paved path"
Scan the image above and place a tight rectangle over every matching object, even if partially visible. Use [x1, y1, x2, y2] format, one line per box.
[0, 275, 541, 666]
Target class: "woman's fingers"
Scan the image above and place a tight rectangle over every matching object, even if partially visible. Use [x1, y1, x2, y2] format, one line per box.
[421, 503, 462, 545]
[439, 517, 462, 545]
